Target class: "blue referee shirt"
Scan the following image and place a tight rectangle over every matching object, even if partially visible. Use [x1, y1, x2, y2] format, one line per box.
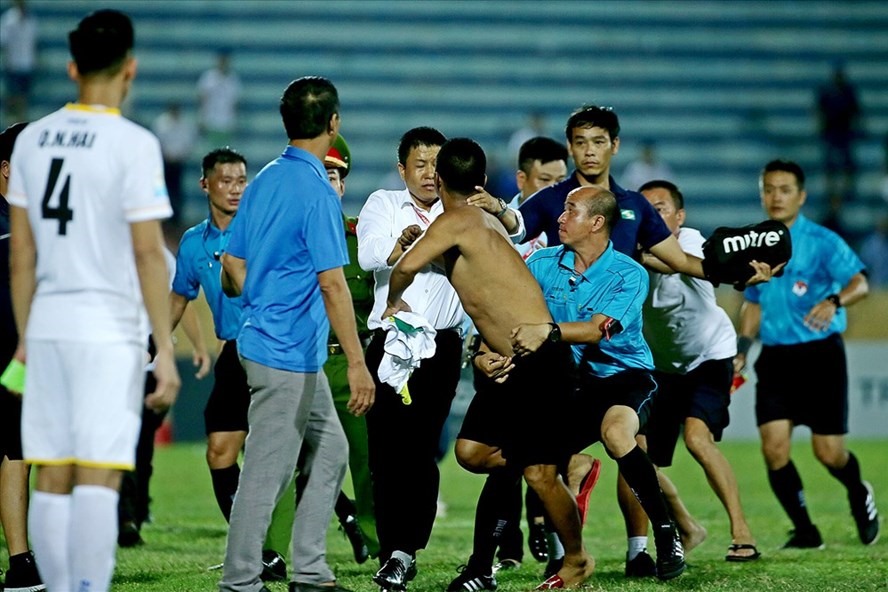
[226, 146, 349, 373]
[744, 214, 865, 346]
[172, 218, 244, 341]
[519, 174, 672, 258]
[527, 242, 653, 377]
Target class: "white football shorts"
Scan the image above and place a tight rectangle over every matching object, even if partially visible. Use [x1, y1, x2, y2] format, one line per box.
[22, 339, 145, 470]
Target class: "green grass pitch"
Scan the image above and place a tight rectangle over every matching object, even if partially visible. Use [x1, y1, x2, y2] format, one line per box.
[4, 440, 885, 591]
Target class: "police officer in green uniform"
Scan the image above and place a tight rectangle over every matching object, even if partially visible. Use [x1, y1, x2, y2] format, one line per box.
[323, 135, 379, 560]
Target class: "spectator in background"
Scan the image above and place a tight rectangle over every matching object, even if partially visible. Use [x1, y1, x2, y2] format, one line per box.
[0, 0, 38, 125]
[198, 50, 241, 149]
[859, 214, 888, 288]
[507, 110, 546, 159]
[622, 140, 674, 192]
[153, 102, 198, 226]
[816, 63, 862, 201]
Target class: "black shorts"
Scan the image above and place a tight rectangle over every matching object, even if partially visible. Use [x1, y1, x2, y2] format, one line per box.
[754, 333, 848, 435]
[646, 358, 733, 468]
[565, 369, 658, 455]
[204, 340, 251, 434]
[0, 387, 24, 460]
[458, 342, 574, 468]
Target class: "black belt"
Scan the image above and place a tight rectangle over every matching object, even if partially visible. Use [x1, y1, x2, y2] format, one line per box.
[371, 327, 460, 340]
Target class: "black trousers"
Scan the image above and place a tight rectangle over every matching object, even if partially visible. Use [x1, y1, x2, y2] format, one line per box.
[365, 328, 462, 559]
[119, 372, 167, 527]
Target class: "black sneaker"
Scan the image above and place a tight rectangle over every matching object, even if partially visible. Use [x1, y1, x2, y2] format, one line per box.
[653, 523, 686, 580]
[782, 525, 825, 549]
[340, 514, 370, 564]
[624, 550, 656, 578]
[261, 549, 287, 582]
[373, 555, 415, 591]
[851, 481, 880, 545]
[117, 521, 144, 547]
[527, 522, 548, 562]
[447, 564, 497, 591]
[3, 551, 46, 592]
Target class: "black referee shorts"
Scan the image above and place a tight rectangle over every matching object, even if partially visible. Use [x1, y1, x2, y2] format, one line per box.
[204, 340, 251, 435]
[565, 368, 659, 455]
[754, 333, 848, 435]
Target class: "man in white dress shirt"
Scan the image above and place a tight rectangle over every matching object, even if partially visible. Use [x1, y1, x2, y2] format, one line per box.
[357, 127, 465, 591]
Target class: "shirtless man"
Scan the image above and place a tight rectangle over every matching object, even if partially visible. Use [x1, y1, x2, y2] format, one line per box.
[384, 138, 593, 590]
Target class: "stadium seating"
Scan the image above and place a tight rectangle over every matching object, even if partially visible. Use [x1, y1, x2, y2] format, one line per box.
[7, 0, 887, 233]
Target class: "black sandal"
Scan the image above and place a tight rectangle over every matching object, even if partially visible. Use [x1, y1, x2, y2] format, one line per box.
[726, 543, 761, 562]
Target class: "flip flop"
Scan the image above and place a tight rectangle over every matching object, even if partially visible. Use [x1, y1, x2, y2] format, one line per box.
[534, 574, 565, 589]
[725, 543, 761, 562]
[576, 458, 602, 526]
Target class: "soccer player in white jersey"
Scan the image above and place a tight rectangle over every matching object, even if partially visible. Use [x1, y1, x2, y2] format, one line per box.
[6, 10, 180, 592]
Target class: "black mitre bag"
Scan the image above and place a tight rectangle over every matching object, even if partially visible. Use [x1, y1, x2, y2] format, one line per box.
[702, 220, 792, 289]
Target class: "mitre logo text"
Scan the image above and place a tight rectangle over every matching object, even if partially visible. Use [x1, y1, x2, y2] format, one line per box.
[722, 229, 783, 253]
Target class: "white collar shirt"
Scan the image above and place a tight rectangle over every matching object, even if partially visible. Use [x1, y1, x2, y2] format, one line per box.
[357, 188, 464, 331]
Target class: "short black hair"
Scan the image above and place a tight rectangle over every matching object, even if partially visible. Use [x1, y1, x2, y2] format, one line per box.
[280, 76, 339, 140]
[565, 105, 620, 142]
[761, 159, 806, 189]
[68, 9, 134, 76]
[518, 136, 568, 174]
[0, 122, 29, 163]
[398, 126, 446, 165]
[436, 138, 486, 196]
[638, 179, 684, 210]
[201, 147, 247, 178]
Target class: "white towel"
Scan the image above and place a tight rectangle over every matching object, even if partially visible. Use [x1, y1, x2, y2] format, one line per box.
[377, 312, 437, 402]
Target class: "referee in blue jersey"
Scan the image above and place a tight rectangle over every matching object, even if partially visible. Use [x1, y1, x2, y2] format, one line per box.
[735, 159, 879, 549]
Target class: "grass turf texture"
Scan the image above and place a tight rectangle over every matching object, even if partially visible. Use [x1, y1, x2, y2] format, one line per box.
[3, 440, 885, 591]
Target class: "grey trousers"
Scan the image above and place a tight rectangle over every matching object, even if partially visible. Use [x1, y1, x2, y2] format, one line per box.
[219, 359, 348, 592]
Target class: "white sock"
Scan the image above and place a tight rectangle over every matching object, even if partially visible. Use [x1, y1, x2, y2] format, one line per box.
[627, 536, 648, 560]
[69, 485, 119, 592]
[30, 491, 73, 592]
[546, 530, 565, 560]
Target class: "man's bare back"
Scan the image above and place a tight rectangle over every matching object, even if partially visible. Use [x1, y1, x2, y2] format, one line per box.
[437, 204, 551, 355]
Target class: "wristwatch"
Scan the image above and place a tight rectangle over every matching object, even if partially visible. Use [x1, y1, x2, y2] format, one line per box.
[547, 323, 562, 343]
[495, 198, 509, 218]
[826, 294, 842, 308]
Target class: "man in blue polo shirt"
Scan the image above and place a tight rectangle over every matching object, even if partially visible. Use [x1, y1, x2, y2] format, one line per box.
[170, 146, 297, 580]
[512, 185, 685, 581]
[735, 159, 879, 550]
[219, 76, 374, 592]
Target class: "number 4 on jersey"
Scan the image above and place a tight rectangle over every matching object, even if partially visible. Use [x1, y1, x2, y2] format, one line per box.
[42, 158, 74, 235]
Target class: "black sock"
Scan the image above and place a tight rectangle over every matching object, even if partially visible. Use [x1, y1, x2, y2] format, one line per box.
[768, 461, 813, 529]
[495, 480, 524, 561]
[210, 464, 240, 522]
[614, 445, 671, 528]
[470, 468, 522, 574]
[827, 452, 867, 500]
[8, 551, 35, 568]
